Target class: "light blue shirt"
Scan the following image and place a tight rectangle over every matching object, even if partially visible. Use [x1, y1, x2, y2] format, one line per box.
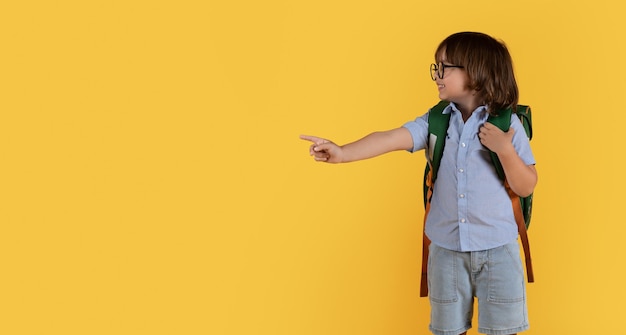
[403, 102, 536, 252]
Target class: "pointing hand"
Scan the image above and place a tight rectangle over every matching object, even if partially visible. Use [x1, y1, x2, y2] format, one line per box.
[299, 135, 343, 163]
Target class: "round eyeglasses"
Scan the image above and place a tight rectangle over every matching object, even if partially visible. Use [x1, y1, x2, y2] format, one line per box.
[430, 62, 464, 81]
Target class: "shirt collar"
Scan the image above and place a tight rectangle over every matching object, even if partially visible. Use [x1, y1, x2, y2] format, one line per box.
[442, 101, 488, 117]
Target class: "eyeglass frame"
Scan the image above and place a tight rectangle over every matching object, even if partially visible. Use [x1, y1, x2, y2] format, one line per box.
[430, 62, 464, 81]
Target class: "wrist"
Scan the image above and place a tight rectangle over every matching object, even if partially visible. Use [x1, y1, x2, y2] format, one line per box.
[495, 143, 516, 158]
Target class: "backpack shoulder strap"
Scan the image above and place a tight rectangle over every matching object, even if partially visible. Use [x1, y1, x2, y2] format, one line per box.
[486, 108, 513, 180]
[426, 100, 451, 183]
[486, 105, 532, 180]
[516, 105, 532, 140]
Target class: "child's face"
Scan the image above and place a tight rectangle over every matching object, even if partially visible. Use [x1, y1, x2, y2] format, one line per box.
[435, 52, 477, 107]
[435, 60, 474, 103]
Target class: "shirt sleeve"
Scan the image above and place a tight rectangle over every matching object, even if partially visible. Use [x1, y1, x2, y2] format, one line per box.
[510, 116, 536, 165]
[401, 112, 429, 153]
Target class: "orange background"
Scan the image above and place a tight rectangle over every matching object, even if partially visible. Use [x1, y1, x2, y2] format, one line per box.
[1, 1, 624, 334]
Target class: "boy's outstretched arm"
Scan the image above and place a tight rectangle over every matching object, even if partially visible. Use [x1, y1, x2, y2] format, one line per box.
[300, 128, 413, 163]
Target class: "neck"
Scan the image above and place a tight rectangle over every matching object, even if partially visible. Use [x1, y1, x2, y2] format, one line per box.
[455, 103, 480, 122]
[451, 94, 481, 122]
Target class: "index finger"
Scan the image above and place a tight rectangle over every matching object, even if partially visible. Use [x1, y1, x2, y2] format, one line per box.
[482, 122, 496, 130]
[299, 134, 326, 145]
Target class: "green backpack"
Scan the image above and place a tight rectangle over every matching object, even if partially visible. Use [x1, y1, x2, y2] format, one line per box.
[419, 100, 535, 297]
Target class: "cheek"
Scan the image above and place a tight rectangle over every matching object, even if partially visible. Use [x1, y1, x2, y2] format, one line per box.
[456, 77, 472, 92]
[448, 81, 467, 92]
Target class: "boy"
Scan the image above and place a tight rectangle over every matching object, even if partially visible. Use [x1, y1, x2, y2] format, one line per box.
[301, 32, 536, 335]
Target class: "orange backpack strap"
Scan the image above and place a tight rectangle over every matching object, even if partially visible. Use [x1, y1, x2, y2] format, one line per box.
[420, 171, 433, 297]
[506, 182, 535, 283]
[420, 232, 431, 297]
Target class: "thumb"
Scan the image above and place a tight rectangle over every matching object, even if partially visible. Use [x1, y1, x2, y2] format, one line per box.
[507, 127, 515, 137]
[314, 142, 333, 152]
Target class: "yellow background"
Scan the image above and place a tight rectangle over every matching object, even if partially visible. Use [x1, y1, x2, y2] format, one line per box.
[1, 0, 624, 334]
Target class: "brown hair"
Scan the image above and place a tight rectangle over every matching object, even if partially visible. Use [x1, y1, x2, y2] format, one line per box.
[435, 32, 518, 115]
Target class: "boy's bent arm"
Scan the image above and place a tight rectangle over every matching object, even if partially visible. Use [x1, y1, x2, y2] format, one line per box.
[300, 127, 413, 163]
[478, 123, 537, 197]
[497, 149, 538, 197]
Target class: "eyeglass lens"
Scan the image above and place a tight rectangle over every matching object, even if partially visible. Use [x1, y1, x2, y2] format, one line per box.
[430, 62, 444, 81]
[430, 63, 437, 81]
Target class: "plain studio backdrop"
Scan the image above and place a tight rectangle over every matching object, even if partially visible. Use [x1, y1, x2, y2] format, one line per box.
[1, 1, 624, 334]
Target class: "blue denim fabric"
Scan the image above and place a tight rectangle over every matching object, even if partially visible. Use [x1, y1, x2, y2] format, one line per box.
[428, 242, 529, 335]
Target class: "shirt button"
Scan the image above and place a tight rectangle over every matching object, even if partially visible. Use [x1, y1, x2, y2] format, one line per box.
[459, 194, 465, 198]
[459, 168, 464, 173]
[461, 142, 466, 147]
[460, 219, 466, 223]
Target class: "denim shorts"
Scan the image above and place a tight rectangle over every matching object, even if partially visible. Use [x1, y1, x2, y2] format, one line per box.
[427, 242, 529, 335]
